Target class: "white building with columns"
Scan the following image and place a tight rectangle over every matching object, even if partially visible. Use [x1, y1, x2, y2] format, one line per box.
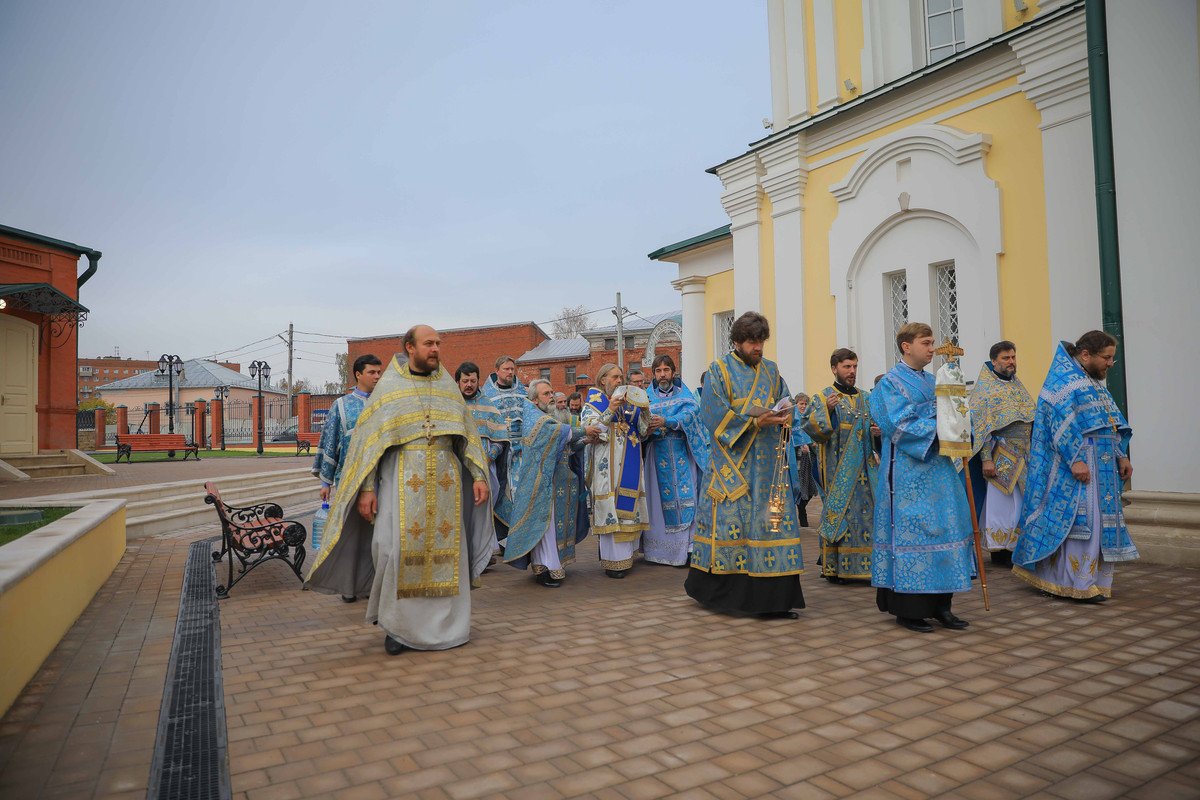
[650, 0, 1200, 564]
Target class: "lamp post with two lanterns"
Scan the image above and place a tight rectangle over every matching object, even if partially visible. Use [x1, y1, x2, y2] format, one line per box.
[156, 354, 184, 434]
[249, 361, 271, 455]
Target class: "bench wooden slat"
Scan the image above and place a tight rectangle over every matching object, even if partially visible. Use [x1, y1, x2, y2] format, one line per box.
[114, 434, 199, 463]
[204, 480, 307, 598]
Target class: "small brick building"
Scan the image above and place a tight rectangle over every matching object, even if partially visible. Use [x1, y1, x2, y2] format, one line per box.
[347, 322, 551, 385]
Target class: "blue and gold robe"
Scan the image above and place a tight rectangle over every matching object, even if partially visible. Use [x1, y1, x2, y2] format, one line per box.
[868, 362, 974, 596]
[481, 374, 527, 534]
[643, 380, 710, 565]
[802, 386, 877, 580]
[690, 353, 803, 578]
[1013, 342, 1135, 597]
[312, 389, 368, 487]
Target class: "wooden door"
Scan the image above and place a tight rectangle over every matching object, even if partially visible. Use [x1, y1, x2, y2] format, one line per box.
[0, 314, 38, 455]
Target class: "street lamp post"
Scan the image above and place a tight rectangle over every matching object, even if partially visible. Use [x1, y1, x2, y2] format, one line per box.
[214, 385, 230, 451]
[156, 354, 184, 434]
[249, 361, 271, 455]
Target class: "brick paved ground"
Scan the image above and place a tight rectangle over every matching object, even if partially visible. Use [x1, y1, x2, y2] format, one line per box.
[0, 455, 315, 501]
[2, 512, 1199, 800]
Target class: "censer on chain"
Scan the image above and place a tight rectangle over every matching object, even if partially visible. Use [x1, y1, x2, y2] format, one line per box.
[766, 394, 802, 533]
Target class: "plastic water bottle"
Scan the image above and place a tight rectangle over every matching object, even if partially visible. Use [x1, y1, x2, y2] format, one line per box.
[312, 502, 330, 551]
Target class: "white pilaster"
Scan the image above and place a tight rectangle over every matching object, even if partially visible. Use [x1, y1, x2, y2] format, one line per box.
[1011, 9, 1101, 344]
[717, 154, 765, 318]
[767, 0, 790, 128]
[672, 277, 708, 389]
[783, 0, 809, 123]
[813, 0, 841, 112]
[760, 135, 809, 388]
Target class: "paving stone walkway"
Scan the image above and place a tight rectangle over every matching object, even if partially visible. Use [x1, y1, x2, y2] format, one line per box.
[2, 514, 1199, 800]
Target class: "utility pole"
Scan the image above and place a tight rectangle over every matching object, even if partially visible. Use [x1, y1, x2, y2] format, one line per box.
[277, 323, 295, 417]
[612, 292, 636, 371]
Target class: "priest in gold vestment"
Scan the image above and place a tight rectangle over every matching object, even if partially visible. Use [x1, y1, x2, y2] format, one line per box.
[306, 326, 491, 655]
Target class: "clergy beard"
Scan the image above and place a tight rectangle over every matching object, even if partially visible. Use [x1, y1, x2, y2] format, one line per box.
[550, 407, 570, 424]
[1081, 361, 1107, 381]
[497, 377, 513, 389]
[410, 354, 437, 374]
[656, 379, 672, 392]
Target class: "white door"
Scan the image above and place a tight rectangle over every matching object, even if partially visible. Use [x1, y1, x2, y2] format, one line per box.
[0, 314, 38, 455]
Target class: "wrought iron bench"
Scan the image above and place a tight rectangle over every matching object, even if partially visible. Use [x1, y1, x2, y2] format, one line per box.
[204, 481, 307, 598]
[115, 433, 199, 463]
[295, 432, 321, 456]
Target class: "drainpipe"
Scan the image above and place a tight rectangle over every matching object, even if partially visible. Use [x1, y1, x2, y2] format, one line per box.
[77, 250, 101, 289]
[1085, 0, 1127, 414]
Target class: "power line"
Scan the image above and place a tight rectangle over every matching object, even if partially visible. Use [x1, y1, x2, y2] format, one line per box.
[202, 332, 286, 360]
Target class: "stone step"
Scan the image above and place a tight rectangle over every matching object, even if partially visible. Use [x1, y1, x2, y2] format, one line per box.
[17, 464, 89, 479]
[35, 468, 313, 504]
[3, 454, 73, 469]
[124, 474, 319, 520]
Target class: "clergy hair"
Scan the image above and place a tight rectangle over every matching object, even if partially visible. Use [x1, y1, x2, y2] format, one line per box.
[495, 355, 516, 369]
[1066, 330, 1117, 358]
[568, 392, 582, 402]
[527, 379, 552, 401]
[353, 354, 382, 378]
[454, 361, 480, 381]
[652, 354, 677, 373]
[989, 341, 1016, 361]
[730, 311, 770, 344]
[628, 368, 644, 379]
[830, 348, 858, 367]
[895, 322, 933, 353]
[597, 363, 621, 382]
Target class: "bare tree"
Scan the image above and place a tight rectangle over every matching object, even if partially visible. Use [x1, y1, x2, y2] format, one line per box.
[551, 304, 596, 339]
[335, 352, 350, 386]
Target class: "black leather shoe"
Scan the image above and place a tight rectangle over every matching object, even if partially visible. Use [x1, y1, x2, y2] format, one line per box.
[534, 572, 562, 588]
[384, 636, 407, 655]
[605, 569, 628, 579]
[1078, 594, 1107, 604]
[826, 575, 846, 585]
[934, 611, 969, 629]
[341, 595, 357, 603]
[759, 611, 800, 620]
[897, 617, 934, 633]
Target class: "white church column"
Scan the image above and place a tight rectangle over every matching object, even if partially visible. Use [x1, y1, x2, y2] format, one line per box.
[760, 135, 808, 388]
[717, 154, 765, 317]
[672, 276, 708, 389]
[1011, 10, 1101, 343]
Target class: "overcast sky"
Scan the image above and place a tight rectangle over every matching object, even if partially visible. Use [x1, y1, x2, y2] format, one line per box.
[0, 1, 767, 386]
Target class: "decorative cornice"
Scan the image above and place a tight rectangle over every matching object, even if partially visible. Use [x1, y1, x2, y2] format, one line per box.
[830, 124, 991, 202]
[671, 276, 708, 293]
[759, 136, 809, 209]
[1011, 10, 1089, 127]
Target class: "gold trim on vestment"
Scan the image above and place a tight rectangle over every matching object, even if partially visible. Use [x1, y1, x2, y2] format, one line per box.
[601, 557, 634, 571]
[1012, 564, 1112, 599]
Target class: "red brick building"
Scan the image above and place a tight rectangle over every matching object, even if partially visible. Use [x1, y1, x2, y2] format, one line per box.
[346, 314, 684, 397]
[1, 223, 98, 455]
[78, 357, 241, 403]
[346, 321, 550, 385]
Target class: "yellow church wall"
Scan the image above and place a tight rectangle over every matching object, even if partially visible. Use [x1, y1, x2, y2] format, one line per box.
[703, 270, 735, 365]
[791, 77, 1052, 391]
[758, 194, 778, 360]
[943, 90, 1053, 386]
[834, 0, 864, 105]
[800, 157, 855, 394]
[1002, 0, 1045, 33]
[804, 0, 820, 117]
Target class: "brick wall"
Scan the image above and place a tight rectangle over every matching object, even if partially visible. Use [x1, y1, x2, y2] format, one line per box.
[518, 342, 685, 395]
[347, 323, 549, 385]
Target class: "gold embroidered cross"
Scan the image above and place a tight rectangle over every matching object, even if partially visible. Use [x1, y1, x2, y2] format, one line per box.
[438, 472, 454, 491]
[438, 520, 452, 539]
[406, 474, 425, 493]
[407, 521, 424, 540]
[421, 414, 436, 442]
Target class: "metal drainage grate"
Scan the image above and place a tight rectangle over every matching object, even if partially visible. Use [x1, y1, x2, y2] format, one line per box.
[147, 537, 232, 800]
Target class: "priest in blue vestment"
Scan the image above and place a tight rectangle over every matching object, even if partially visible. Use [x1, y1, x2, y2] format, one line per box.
[684, 312, 805, 618]
[458, 361, 510, 577]
[313, 354, 383, 501]
[500, 380, 595, 587]
[1013, 331, 1135, 602]
[482, 355, 527, 544]
[869, 322, 975, 633]
[643, 355, 710, 566]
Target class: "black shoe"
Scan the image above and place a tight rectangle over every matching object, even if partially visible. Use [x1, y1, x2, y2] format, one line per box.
[934, 611, 969, 630]
[825, 575, 846, 585]
[534, 572, 562, 588]
[989, 551, 1013, 566]
[897, 617, 934, 633]
[605, 569, 628, 579]
[384, 636, 407, 655]
[341, 595, 357, 603]
[1078, 594, 1107, 604]
[759, 611, 800, 620]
